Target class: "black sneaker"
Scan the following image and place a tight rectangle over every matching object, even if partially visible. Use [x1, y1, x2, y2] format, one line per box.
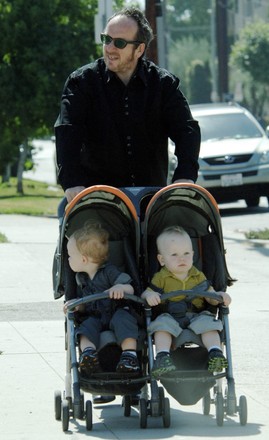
[208, 349, 228, 372]
[151, 352, 176, 378]
[79, 348, 100, 374]
[116, 352, 140, 373]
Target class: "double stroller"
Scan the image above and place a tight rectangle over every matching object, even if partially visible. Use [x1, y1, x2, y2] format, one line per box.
[53, 183, 248, 432]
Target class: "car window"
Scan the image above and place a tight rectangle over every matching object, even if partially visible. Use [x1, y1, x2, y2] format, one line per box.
[197, 113, 263, 142]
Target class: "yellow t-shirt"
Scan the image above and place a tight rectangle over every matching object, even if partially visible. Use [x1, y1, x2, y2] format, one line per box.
[150, 265, 207, 310]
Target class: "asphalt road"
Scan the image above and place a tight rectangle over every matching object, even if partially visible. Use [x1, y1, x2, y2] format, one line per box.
[0, 201, 269, 439]
[24, 138, 57, 185]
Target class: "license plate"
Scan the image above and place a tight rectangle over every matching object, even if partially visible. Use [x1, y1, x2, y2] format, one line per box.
[221, 173, 243, 187]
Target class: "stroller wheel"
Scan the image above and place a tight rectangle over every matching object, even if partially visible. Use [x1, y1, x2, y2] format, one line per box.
[162, 397, 170, 428]
[225, 384, 236, 415]
[139, 398, 148, 429]
[202, 392, 211, 415]
[123, 395, 131, 417]
[73, 391, 85, 420]
[158, 386, 165, 414]
[54, 390, 62, 420]
[80, 391, 85, 418]
[85, 400, 93, 430]
[158, 386, 165, 398]
[62, 399, 69, 432]
[239, 395, 247, 426]
[215, 393, 224, 426]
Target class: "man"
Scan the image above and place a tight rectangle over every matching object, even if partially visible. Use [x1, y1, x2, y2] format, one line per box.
[54, 7, 200, 404]
[55, 7, 200, 206]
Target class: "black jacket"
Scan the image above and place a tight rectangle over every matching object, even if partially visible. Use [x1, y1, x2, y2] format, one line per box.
[55, 58, 200, 190]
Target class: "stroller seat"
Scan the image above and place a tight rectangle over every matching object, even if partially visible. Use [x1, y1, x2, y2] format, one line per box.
[53, 186, 150, 431]
[141, 183, 247, 424]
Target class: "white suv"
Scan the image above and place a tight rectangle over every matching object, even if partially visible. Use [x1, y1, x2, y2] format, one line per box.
[188, 102, 269, 207]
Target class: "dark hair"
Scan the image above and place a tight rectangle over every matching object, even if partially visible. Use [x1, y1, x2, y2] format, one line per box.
[107, 7, 154, 50]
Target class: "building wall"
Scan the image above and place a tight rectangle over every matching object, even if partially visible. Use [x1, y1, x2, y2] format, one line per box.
[232, 0, 269, 35]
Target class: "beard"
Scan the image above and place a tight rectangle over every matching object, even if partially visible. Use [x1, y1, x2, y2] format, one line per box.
[104, 48, 137, 76]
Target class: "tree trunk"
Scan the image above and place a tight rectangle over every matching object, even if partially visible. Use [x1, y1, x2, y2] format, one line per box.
[16, 141, 29, 194]
[2, 163, 11, 183]
[145, 0, 158, 63]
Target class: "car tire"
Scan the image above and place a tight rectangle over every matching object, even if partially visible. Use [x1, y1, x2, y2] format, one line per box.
[245, 196, 260, 208]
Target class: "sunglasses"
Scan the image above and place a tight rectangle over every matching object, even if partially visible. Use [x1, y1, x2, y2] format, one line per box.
[100, 33, 142, 49]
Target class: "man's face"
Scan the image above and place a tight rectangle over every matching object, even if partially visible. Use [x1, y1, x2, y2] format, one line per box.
[103, 15, 145, 80]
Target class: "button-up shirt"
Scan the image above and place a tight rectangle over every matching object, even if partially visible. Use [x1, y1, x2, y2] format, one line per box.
[55, 57, 200, 190]
[150, 265, 207, 310]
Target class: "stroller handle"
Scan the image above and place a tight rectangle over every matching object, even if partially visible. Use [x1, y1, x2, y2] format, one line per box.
[66, 292, 145, 311]
[161, 289, 224, 305]
[159, 279, 224, 304]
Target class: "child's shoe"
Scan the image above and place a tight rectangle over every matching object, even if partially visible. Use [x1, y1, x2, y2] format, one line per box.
[116, 352, 140, 373]
[151, 352, 176, 378]
[79, 348, 100, 374]
[208, 348, 228, 372]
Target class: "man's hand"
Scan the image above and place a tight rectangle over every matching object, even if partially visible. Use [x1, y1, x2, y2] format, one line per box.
[65, 186, 86, 203]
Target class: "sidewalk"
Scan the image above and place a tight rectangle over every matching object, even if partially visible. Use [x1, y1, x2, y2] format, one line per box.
[0, 215, 65, 439]
[0, 213, 269, 439]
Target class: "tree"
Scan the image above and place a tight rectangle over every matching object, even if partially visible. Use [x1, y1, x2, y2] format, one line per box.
[0, 0, 123, 191]
[164, 1, 213, 100]
[0, 0, 98, 188]
[165, 0, 211, 43]
[230, 21, 269, 118]
[168, 36, 211, 98]
[186, 60, 211, 104]
[231, 21, 269, 84]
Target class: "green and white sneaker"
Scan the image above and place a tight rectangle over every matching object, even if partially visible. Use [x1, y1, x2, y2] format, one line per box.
[208, 349, 228, 372]
[151, 352, 176, 378]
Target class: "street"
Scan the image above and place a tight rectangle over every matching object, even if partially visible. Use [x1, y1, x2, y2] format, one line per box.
[24, 138, 57, 185]
[0, 198, 269, 439]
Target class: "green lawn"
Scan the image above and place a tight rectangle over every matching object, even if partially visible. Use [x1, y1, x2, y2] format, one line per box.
[0, 232, 8, 243]
[245, 228, 269, 240]
[0, 178, 63, 217]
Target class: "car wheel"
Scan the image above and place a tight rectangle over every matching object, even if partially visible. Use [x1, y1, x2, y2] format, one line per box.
[245, 196, 260, 208]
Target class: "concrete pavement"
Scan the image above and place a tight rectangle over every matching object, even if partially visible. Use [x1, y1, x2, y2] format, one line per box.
[0, 208, 269, 439]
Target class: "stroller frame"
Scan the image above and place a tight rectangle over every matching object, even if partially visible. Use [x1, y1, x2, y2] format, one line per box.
[53, 185, 170, 431]
[53, 183, 247, 431]
[142, 183, 247, 427]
